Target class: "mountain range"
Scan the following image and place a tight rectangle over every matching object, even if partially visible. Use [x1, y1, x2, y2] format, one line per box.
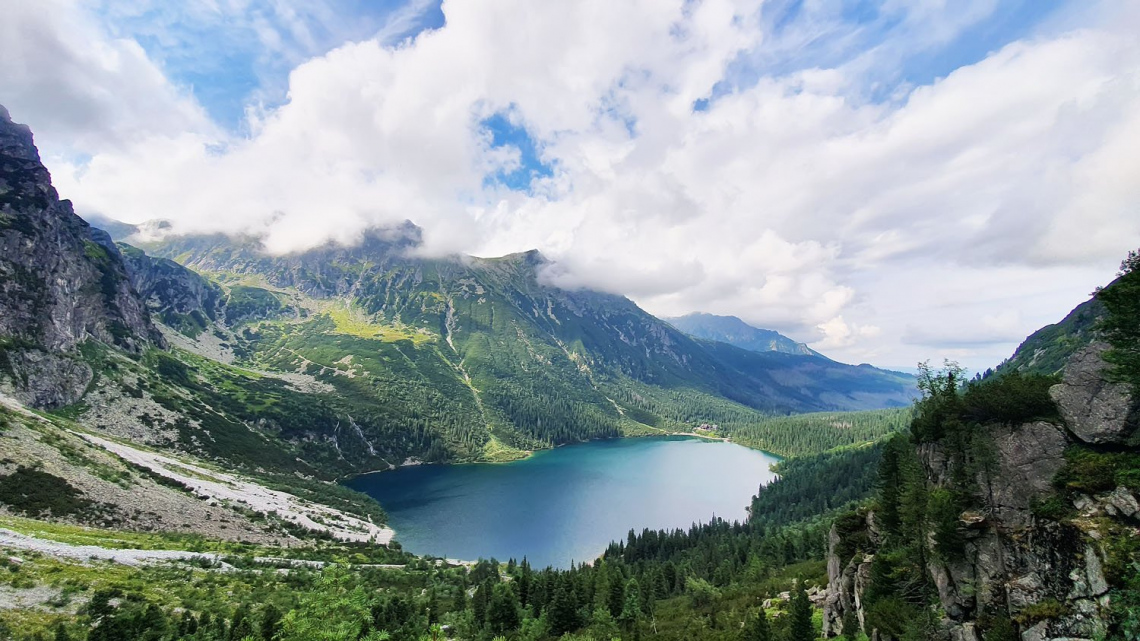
[0, 105, 919, 479]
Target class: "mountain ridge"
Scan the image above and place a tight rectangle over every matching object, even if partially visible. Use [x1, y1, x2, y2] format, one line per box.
[665, 311, 821, 357]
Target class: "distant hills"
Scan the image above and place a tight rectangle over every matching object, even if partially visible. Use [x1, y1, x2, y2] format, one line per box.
[665, 312, 820, 357]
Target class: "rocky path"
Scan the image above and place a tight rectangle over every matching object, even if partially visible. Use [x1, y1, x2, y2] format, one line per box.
[0, 528, 224, 567]
[0, 528, 408, 571]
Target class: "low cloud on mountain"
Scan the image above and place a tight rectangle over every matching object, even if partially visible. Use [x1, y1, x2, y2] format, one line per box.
[2, 0, 1138, 369]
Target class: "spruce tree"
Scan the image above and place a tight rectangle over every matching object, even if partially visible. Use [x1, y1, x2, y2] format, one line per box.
[743, 607, 771, 641]
[788, 583, 814, 641]
[228, 604, 253, 641]
[607, 566, 626, 618]
[548, 581, 580, 637]
[472, 580, 491, 626]
[620, 578, 642, 626]
[259, 604, 281, 641]
[487, 583, 521, 636]
[1097, 249, 1140, 394]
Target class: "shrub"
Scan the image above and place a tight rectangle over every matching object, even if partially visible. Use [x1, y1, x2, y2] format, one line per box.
[961, 371, 1061, 426]
[1014, 599, 1069, 626]
[0, 466, 95, 517]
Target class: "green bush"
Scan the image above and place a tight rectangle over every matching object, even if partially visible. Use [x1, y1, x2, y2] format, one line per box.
[0, 466, 95, 517]
[1054, 448, 1140, 494]
[961, 371, 1061, 426]
[1014, 599, 1069, 626]
[865, 597, 918, 638]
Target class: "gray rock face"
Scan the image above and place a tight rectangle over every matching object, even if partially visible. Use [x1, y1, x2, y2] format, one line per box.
[985, 421, 1071, 527]
[0, 349, 93, 407]
[1050, 343, 1134, 444]
[0, 105, 161, 407]
[117, 243, 224, 327]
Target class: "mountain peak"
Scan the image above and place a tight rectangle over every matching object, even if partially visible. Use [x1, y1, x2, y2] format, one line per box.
[0, 105, 162, 407]
[665, 312, 819, 357]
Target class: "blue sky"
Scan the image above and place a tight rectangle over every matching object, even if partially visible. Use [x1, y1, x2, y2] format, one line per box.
[2, 0, 1137, 371]
[95, 0, 446, 129]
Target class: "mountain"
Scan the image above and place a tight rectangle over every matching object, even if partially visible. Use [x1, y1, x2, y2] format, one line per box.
[0, 105, 915, 484]
[823, 342, 1139, 641]
[126, 228, 916, 452]
[0, 106, 161, 408]
[998, 294, 1104, 377]
[665, 312, 819, 356]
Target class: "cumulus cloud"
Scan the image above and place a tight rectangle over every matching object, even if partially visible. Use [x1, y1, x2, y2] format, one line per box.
[0, 0, 215, 151]
[2, 0, 1139, 371]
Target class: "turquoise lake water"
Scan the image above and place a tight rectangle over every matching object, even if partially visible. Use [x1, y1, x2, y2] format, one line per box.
[346, 436, 780, 568]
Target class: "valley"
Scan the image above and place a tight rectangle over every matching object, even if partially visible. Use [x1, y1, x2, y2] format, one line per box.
[0, 100, 1137, 641]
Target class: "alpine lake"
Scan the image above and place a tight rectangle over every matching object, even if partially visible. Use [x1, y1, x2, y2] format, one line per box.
[347, 436, 780, 568]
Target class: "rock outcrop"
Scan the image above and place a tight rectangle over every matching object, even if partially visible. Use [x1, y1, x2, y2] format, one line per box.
[0, 105, 162, 407]
[117, 242, 224, 332]
[1050, 342, 1136, 444]
[823, 343, 1137, 641]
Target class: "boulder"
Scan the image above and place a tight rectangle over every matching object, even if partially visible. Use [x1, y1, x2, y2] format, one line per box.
[1050, 343, 1134, 445]
[984, 421, 1070, 527]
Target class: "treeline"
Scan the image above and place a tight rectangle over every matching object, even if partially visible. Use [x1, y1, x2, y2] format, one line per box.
[748, 444, 884, 528]
[608, 383, 910, 457]
[726, 409, 910, 457]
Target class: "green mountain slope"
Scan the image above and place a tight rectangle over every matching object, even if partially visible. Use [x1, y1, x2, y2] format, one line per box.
[114, 228, 915, 464]
[998, 292, 1104, 376]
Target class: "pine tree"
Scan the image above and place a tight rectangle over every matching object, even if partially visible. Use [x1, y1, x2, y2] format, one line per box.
[841, 608, 859, 640]
[620, 578, 641, 626]
[259, 604, 281, 641]
[607, 566, 626, 619]
[743, 607, 770, 641]
[1097, 249, 1140, 394]
[548, 581, 580, 637]
[472, 580, 491, 626]
[788, 582, 814, 641]
[518, 558, 532, 608]
[487, 583, 521, 636]
[228, 604, 253, 641]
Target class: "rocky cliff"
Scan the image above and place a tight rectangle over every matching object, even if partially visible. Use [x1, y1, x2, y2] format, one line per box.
[823, 343, 1138, 641]
[0, 105, 161, 407]
[117, 242, 224, 336]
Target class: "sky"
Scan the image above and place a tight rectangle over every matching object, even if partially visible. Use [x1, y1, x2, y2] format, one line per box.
[1, 0, 1139, 372]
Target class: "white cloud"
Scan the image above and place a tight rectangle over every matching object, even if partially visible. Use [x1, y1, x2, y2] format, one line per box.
[2, 0, 1139, 372]
[0, 0, 215, 152]
[813, 316, 882, 352]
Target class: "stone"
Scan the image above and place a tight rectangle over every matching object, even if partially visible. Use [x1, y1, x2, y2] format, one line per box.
[1072, 494, 1096, 515]
[1020, 620, 1049, 641]
[1050, 343, 1134, 445]
[948, 622, 979, 641]
[984, 421, 1070, 527]
[1008, 573, 1045, 610]
[1085, 546, 1109, 596]
[1105, 487, 1139, 518]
